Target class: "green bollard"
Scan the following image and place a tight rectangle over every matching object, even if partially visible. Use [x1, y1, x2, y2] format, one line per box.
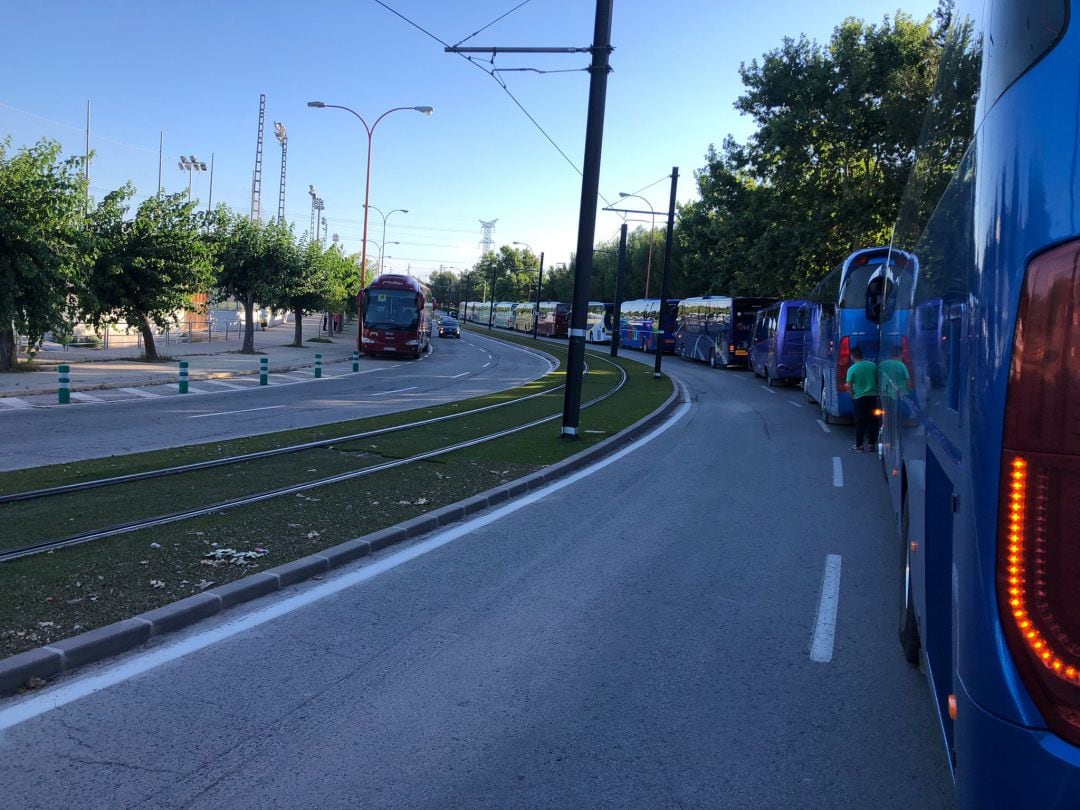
[259, 357, 269, 385]
[352, 351, 360, 373]
[58, 365, 71, 405]
[178, 360, 189, 394]
[314, 353, 322, 379]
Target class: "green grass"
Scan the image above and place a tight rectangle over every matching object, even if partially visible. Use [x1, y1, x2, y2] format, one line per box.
[0, 333, 673, 658]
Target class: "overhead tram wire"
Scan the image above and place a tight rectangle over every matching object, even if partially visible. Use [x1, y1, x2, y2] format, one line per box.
[452, 0, 535, 48]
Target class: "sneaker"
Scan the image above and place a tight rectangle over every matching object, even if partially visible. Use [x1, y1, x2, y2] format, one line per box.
[850, 444, 864, 452]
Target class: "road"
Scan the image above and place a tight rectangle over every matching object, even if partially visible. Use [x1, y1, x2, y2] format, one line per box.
[0, 331, 553, 472]
[0, 348, 955, 808]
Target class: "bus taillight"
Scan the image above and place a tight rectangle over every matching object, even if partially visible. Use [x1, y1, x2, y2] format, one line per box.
[836, 336, 851, 392]
[999, 239, 1080, 747]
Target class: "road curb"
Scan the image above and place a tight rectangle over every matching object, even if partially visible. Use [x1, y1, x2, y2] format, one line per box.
[0, 377, 683, 697]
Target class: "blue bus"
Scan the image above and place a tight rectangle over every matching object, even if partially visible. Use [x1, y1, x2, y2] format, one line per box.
[803, 247, 895, 422]
[675, 296, 774, 368]
[748, 299, 809, 384]
[619, 298, 680, 353]
[876, 2, 1080, 805]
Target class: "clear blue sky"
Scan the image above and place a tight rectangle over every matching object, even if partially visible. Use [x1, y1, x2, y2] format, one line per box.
[1, 0, 936, 280]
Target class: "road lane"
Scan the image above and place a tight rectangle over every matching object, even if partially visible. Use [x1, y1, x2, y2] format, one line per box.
[0, 345, 954, 808]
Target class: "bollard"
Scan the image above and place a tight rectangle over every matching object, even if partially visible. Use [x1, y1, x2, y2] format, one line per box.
[58, 364, 71, 405]
[259, 357, 269, 385]
[352, 350, 360, 373]
[178, 360, 189, 394]
[314, 353, 322, 379]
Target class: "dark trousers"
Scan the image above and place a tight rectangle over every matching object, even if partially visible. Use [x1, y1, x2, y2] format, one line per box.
[853, 395, 879, 448]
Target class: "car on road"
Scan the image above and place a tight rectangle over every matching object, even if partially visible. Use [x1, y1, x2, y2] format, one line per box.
[438, 316, 460, 338]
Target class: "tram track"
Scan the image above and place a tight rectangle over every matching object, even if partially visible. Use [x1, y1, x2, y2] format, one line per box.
[0, 348, 625, 563]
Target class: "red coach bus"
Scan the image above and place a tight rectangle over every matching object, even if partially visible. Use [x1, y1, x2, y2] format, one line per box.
[360, 274, 433, 358]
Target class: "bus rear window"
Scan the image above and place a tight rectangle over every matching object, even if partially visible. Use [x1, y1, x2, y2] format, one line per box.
[985, 0, 1067, 105]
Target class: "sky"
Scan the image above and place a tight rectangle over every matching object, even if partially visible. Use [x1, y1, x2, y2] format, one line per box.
[1, 0, 937, 282]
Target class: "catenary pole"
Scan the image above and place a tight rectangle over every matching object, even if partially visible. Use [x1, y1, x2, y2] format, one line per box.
[561, 0, 614, 438]
[611, 221, 627, 357]
[653, 167, 679, 378]
[532, 252, 545, 339]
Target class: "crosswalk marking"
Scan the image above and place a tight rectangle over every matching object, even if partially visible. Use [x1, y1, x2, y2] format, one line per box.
[120, 387, 161, 399]
[0, 397, 32, 409]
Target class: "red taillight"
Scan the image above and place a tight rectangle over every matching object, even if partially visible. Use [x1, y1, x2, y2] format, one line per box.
[998, 239, 1080, 747]
[900, 336, 914, 378]
[836, 336, 851, 392]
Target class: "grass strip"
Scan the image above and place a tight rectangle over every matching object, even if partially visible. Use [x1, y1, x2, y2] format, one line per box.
[0, 339, 671, 658]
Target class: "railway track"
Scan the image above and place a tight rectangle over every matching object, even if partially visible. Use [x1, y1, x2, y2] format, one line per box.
[0, 346, 626, 563]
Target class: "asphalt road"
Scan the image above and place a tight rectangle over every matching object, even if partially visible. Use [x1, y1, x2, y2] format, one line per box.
[0, 348, 955, 808]
[0, 331, 554, 472]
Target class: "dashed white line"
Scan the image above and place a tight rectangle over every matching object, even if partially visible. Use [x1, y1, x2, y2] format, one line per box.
[832, 456, 844, 487]
[788, 400, 802, 408]
[189, 405, 286, 419]
[816, 419, 831, 433]
[372, 386, 419, 396]
[810, 554, 843, 662]
[451, 372, 470, 379]
[761, 386, 776, 394]
[482, 362, 491, 368]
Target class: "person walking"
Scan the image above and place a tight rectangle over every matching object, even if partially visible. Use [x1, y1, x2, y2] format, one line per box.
[846, 345, 879, 452]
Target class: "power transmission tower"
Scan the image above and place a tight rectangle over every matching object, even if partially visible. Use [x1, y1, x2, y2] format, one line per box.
[479, 219, 498, 257]
[250, 93, 266, 221]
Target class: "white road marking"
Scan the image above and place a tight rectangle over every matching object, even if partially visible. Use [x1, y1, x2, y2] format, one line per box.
[451, 372, 470, 378]
[372, 387, 419, 396]
[0, 392, 692, 732]
[816, 420, 831, 433]
[788, 400, 802, 408]
[70, 392, 101, 402]
[189, 405, 286, 419]
[832, 457, 844, 487]
[119, 387, 161, 399]
[482, 362, 491, 368]
[0, 397, 33, 409]
[810, 554, 843, 662]
[199, 380, 246, 390]
[761, 386, 776, 394]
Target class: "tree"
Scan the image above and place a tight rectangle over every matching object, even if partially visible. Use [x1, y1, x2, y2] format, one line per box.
[80, 185, 210, 361]
[0, 138, 86, 371]
[207, 208, 289, 353]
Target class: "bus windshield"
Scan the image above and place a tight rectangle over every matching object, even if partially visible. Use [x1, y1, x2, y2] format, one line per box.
[364, 289, 419, 330]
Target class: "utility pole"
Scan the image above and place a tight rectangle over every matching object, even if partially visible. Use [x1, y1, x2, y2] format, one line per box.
[652, 167, 679, 378]
[561, 0, 614, 437]
[611, 222, 627, 357]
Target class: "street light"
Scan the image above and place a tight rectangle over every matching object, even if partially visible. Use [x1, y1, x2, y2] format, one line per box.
[619, 192, 657, 298]
[367, 206, 409, 275]
[513, 241, 545, 339]
[365, 240, 399, 270]
[307, 100, 434, 352]
[178, 155, 207, 202]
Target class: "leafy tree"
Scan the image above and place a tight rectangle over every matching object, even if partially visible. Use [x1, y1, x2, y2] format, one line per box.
[427, 269, 457, 309]
[0, 138, 86, 371]
[81, 185, 210, 361]
[207, 208, 289, 353]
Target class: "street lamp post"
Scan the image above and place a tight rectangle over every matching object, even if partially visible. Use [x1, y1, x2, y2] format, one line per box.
[365, 240, 399, 271]
[178, 155, 207, 203]
[513, 241, 545, 339]
[367, 206, 409, 275]
[307, 101, 433, 353]
[619, 192, 656, 298]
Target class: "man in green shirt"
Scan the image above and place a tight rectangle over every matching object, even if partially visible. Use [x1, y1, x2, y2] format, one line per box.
[878, 346, 911, 395]
[846, 346, 878, 452]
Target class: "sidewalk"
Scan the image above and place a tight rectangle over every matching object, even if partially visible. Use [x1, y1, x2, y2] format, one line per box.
[2, 316, 358, 399]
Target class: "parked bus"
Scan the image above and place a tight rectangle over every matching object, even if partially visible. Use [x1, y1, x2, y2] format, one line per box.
[873, 3, 1080, 806]
[493, 301, 517, 329]
[514, 303, 535, 333]
[584, 301, 612, 343]
[748, 300, 809, 384]
[360, 274, 432, 358]
[674, 296, 773, 367]
[619, 298, 681, 353]
[536, 301, 570, 338]
[803, 246, 896, 421]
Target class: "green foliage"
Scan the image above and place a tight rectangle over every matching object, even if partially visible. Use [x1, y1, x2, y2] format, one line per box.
[0, 138, 86, 370]
[81, 185, 211, 360]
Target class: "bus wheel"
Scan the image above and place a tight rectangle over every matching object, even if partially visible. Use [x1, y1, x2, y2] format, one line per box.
[899, 498, 922, 665]
[820, 386, 833, 424]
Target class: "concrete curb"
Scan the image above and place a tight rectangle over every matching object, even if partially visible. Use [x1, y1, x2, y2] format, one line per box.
[0, 378, 684, 697]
